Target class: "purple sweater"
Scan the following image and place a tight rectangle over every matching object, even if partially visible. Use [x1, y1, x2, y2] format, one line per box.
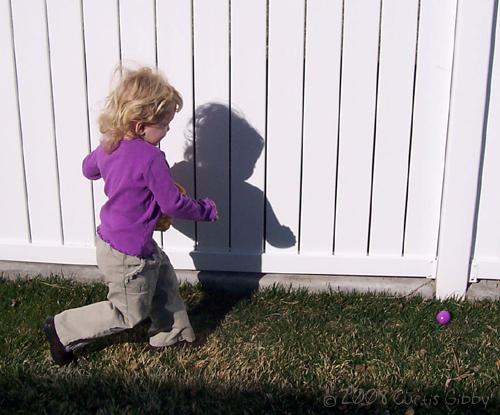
[83, 138, 216, 257]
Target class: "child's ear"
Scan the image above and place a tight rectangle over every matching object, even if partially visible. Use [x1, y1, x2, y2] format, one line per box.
[135, 122, 145, 137]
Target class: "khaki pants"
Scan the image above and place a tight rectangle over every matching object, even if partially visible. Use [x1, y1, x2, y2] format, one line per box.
[54, 235, 195, 350]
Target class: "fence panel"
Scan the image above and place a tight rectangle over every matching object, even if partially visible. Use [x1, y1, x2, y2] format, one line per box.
[403, 0, 457, 258]
[230, 0, 267, 255]
[119, 0, 156, 67]
[46, 0, 95, 247]
[10, 0, 62, 245]
[118, 0, 161, 247]
[299, 0, 342, 255]
[2, 0, 485, 286]
[335, 0, 381, 255]
[266, 0, 305, 255]
[157, 0, 196, 261]
[193, 0, 230, 253]
[369, 0, 419, 256]
[436, 0, 497, 298]
[0, 0, 29, 244]
[472, 2, 500, 282]
[82, 0, 121, 240]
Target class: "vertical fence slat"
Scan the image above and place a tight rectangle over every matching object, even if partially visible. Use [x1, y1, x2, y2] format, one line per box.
[404, 0, 456, 258]
[0, 0, 29, 243]
[119, 0, 156, 67]
[46, 0, 94, 246]
[118, 0, 161, 246]
[82, 0, 121, 237]
[266, 0, 305, 254]
[157, 0, 196, 255]
[334, 0, 381, 255]
[193, 0, 230, 253]
[369, 0, 419, 256]
[474, 7, 500, 262]
[230, 0, 267, 255]
[300, 0, 342, 255]
[436, 0, 496, 298]
[11, 0, 62, 244]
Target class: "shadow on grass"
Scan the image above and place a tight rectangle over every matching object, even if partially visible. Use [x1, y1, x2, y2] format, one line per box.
[77, 278, 257, 358]
[0, 371, 498, 415]
[189, 280, 255, 338]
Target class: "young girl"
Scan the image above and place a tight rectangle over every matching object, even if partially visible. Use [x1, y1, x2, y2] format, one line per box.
[43, 66, 217, 366]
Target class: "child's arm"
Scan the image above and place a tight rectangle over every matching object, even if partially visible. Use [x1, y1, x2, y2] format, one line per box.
[82, 149, 101, 180]
[145, 152, 217, 222]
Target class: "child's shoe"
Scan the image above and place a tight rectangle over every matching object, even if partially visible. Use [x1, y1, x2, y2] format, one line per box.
[43, 316, 75, 366]
[148, 331, 206, 352]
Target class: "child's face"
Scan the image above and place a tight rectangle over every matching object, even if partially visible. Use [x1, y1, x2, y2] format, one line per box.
[141, 103, 176, 146]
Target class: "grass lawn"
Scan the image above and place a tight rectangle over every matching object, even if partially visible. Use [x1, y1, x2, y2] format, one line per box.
[0, 276, 498, 414]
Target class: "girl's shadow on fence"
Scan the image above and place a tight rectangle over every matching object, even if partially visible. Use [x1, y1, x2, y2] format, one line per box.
[169, 103, 296, 342]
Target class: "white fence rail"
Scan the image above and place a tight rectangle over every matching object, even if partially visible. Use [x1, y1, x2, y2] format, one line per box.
[1, 0, 499, 298]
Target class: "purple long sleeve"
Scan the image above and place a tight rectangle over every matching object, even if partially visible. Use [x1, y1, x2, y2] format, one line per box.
[82, 150, 101, 180]
[83, 138, 216, 257]
[144, 152, 216, 221]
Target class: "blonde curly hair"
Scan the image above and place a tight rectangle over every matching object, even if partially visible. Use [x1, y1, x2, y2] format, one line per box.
[98, 66, 183, 153]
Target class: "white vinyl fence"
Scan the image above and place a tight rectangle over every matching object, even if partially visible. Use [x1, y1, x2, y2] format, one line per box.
[1, 0, 499, 299]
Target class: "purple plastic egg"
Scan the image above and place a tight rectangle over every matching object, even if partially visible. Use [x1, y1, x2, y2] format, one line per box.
[436, 310, 451, 325]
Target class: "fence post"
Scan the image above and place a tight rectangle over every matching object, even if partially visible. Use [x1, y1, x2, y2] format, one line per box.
[436, 0, 497, 299]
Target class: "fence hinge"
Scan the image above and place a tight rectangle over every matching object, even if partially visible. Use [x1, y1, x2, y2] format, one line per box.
[426, 259, 437, 279]
[469, 261, 479, 283]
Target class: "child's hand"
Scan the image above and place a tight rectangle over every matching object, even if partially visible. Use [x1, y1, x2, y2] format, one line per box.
[175, 182, 187, 195]
[155, 182, 186, 231]
[155, 215, 173, 231]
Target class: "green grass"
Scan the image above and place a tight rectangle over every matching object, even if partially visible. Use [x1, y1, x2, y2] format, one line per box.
[0, 277, 498, 414]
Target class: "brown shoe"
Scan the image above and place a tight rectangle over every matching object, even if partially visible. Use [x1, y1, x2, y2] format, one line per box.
[43, 316, 75, 366]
